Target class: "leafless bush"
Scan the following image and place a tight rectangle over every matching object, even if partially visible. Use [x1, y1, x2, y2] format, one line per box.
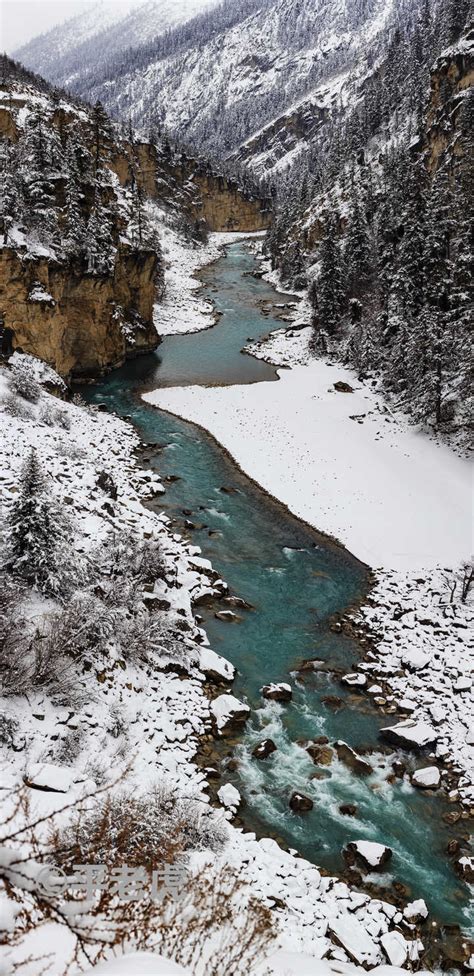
[95, 532, 167, 595]
[57, 437, 87, 460]
[54, 783, 228, 874]
[1, 781, 274, 976]
[2, 391, 34, 420]
[9, 368, 42, 403]
[0, 711, 20, 748]
[54, 729, 84, 765]
[39, 403, 71, 429]
[0, 579, 87, 705]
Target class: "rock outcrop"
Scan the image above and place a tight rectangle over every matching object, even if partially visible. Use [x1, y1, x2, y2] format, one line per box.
[0, 246, 159, 379]
[422, 32, 474, 174]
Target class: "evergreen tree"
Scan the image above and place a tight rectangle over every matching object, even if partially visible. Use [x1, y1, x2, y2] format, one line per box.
[4, 449, 77, 599]
[311, 216, 346, 338]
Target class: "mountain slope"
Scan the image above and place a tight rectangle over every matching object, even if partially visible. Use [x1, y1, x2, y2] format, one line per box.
[14, 0, 219, 89]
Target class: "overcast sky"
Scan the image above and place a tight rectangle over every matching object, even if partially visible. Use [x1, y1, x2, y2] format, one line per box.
[1, 0, 139, 53]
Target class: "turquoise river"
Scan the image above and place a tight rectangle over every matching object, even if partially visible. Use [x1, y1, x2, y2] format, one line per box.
[82, 242, 473, 935]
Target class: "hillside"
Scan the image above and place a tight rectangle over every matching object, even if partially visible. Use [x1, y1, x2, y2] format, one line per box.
[14, 0, 220, 90]
[0, 55, 269, 379]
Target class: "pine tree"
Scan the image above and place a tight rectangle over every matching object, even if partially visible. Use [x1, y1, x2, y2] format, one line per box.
[311, 215, 346, 339]
[4, 449, 78, 599]
[345, 178, 372, 299]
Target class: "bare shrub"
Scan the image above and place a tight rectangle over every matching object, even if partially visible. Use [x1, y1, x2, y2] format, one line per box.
[0, 711, 20, 748]
[54, 783, 228, 874]
[2, 391, 34, 420]
[9, 368, 42, 403]
[39, 403, 71, 429]
[93, 532, 167, 608]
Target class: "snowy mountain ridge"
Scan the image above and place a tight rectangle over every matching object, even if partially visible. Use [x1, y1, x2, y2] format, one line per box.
[14, 0, 220, 89]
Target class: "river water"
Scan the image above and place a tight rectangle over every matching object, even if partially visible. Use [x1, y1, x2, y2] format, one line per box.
[82, 242, 473, 932]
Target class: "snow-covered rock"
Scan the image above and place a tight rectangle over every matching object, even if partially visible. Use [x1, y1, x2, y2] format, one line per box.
[380, 931, 409, 967]
[328, 914, 380, 965]
[345, 841, 393, 871]
[380, 721, 437, 751]
[210, 693, 250, 732]
[403, 899, 428, 922]
[261, 682, 292, 702]
[25, 762, 76, 793]
[217, 782, 241, 812]
[411, 767, 440, 789]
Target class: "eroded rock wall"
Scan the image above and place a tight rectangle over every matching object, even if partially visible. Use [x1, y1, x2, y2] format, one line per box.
[0, 246, 159, 380]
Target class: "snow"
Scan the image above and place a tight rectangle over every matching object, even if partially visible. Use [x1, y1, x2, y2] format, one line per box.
[403, 900, 428, 921]
[411, 767, 441, 789]
[217, 783, 241, 811]
[82, 952, 192, 974]
[380, 721, 438, 749]
[28, 283, 54, 304]
[349, 842, 391, 869]
[380, 932, 409, 967]
[25, 762, 76, 793]
[210, 693, 250, 732]
[328, 914, 380, 965]
[143, 346, 471, 570]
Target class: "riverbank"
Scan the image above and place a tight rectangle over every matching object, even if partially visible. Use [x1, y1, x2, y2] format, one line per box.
[142, 241, 473, 847]
[2, 357, 447, 974]
[149, 201, 266, 337]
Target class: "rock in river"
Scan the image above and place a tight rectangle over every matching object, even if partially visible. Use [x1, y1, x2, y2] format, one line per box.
[306, 742, 334, 765]
[252, 739, 277, 760]
[289, 792, 314, 813]
[380, 719, 437, 750]
[411, 765, 441, 789]
[345, 840, 393, 871]
[334, 740, 373, 776]
[211, 694, 250, 734]
[261, 682, 292, 702]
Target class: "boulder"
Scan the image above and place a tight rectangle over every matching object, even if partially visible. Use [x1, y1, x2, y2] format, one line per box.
[334, 381, 354, 393]
[345, 840, 393, 871]
[261, 682, 292, 702]
[411, 766, 440, 789]
[252, 739, 277, 760]
[334, 741, 373, 776]
[380, 931, 409, 968]
[380, 720, 437, 750]
[341, 673, 367, 688]
[339, 803, 358, 816]
[289, 792, 314, 813]
[328, 915, 379, 966]
[210, 694, 250, 734]
[306, 743, 334, 765]
[217, 782, 241, 812]
[455, 856, 474, 883]
[403, 899, 429, 922]
[214, 610, 240, 622]
[25, 762, 75, 793]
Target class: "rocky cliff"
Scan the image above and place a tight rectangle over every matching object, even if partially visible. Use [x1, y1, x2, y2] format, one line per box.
[0, 55, 270, 381]
[422, 31, 474, 174]
[0, 246, 159, 380]
[110, 142, 271, 232]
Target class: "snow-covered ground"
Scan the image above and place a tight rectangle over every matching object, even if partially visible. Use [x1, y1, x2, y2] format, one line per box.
[144, 325, 472, 572]
[0, 357, 432, 975]
[153, 211, 265, 336]
[142, 246, 473, 810]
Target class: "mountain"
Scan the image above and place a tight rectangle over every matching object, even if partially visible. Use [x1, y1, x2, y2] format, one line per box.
[14, 0, 219, 90]
[0, 54, 269, 379]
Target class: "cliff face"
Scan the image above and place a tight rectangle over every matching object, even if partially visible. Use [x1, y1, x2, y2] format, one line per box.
[0, 246, 159, 379]
[422, 33, 474, 173]
[110, 143, 271, 232]
[0, 56, 271, 381]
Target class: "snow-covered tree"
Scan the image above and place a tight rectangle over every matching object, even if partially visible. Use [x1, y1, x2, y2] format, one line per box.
[4, 449, 78, 599]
